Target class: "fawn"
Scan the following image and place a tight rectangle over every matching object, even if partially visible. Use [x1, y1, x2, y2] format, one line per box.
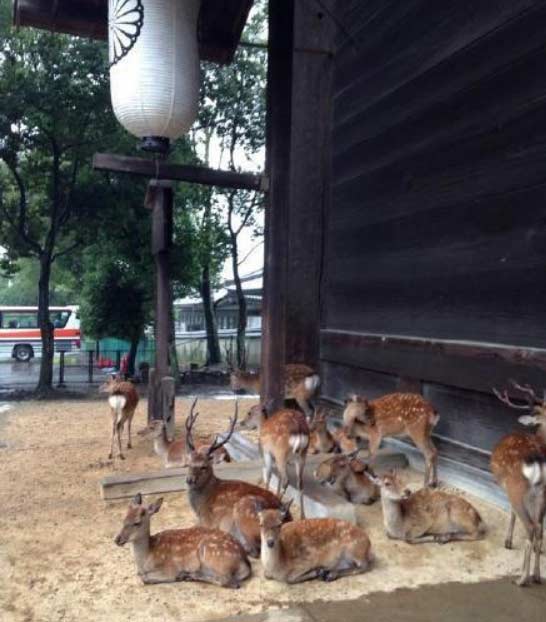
[248, 402, 309, 518]
[230, 363, 320, 419]
[314, 453, 380, 505]
[371, 470, 485, 544]
[185, 402, 291, 557]
[343, 393, 439, 487]
[152, 399, 230, 468]
[114, 493, 250, 588]
[99, 374, 139, 460]
[492, 381, 546, 585]
[309, 410, 337, 454]
[258, 501, 373, 583]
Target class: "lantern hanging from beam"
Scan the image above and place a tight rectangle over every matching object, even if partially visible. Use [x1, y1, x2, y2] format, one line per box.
[108, 0, 201, 153]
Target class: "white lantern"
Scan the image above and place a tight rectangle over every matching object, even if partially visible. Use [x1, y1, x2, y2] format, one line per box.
[108, 0, 201, 152]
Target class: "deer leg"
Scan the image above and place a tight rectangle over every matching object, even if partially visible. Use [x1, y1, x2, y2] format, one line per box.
[286, 568, 323, 584]
[295, 396, 313, 421]
[276, 459, 289, 499]
[404, 535, 438, 544]
[504, 510, 517, 549]
[116, 422, 125, 460]
[532, 495, 545, 583]
[263, 452, 274, 492]
[413, 434, 438, 488]
[294, 455, 306, 519]
[517, 538, 533, 586]
[127, 415, 133, 449]
[366, 434, 382, 463]
[108, 415, 116, 459]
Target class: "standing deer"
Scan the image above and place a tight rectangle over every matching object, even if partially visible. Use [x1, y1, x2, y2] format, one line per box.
[492, 381, 546, 586]
[185, 403, 291, 558]
[343, 393, 439, 487]
[258, 501, 373, 583]
[371, 470, 486, 544]
[99, 374, 139, 460]
[114, 493, 251, 588]
[314, 453, 380, 505]
[309, 410, 337, 454]
[152, 399, 230, 468]
[230, 363, 320, 419]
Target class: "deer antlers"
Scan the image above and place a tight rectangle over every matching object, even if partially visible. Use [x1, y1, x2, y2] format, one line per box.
[184, 398, 199, 452]
[206, 401, 238, 458]
[492, 379, 545, 410]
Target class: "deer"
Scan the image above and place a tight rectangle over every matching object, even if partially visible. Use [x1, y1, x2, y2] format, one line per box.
[314, 453, 380, 505]
[185, 402, 291, 558]
[343, 393, 439, 487]
[309, 409, 337, 454]
[491, 380, 546, 586]
[99, 373, 139, 460]
[152, 399, 230, 468]
[114, 493, 251, 588]
[230, 363, 320, 419]
[370, 470, 486, 545]
[258, 501, 373, 583]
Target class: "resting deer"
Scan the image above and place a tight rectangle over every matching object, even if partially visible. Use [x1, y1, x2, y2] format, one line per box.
[152, 399, 230, 468]
[99, 374, 139, 460]
[230, 363, 320, 419]
[314, 453, 380, 505]
[185, 403, 291, 558]
[492, 381, 546, 586]
[258, 501, 372, 583]
[343, 393, 439, 487]
[371, 470, 485, 544]
[114, 493, 250, 588]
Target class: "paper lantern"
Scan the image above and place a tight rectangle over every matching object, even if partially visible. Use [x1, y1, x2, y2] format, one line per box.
[108, 0, 201, 152]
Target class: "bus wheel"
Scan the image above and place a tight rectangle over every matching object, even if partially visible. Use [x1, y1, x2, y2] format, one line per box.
[13, 345, 33, 362]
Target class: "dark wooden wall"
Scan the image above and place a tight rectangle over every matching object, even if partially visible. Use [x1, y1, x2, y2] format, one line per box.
[319, 0, 546, 469]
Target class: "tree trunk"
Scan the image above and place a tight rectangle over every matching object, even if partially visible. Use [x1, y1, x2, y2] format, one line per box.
[36, 252, 54, 394]
[200, 264, 221, 366]
[230, 231, 247, 370]
[127, 332, 140, 378]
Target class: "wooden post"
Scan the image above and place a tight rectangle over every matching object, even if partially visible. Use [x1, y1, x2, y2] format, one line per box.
[145, 180, 174, 422]
[260, 0, 296, 409]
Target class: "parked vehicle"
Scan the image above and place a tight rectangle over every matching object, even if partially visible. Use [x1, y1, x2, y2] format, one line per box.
[0, 305, 80, 362]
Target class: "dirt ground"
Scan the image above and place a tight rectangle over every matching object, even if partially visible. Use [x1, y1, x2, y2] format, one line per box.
[0, 397, 531, 622]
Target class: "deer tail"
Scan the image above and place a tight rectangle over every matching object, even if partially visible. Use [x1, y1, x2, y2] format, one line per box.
[522, 453, 546, 486]
[108, 394, 127, 425]
[304, 373, 320, 393]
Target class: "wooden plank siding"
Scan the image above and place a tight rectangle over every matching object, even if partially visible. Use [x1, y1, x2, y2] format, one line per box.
[320, 0, 546, 467]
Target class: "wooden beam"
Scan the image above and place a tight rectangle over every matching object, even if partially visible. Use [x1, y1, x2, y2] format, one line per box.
[320, 328, 546, 396]
[93, 153, 266, 192]
[260, 0, 295, 408]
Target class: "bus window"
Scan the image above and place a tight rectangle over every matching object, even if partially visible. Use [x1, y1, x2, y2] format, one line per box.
[50, 310, 71, 329]
[1, 312, 38, 329]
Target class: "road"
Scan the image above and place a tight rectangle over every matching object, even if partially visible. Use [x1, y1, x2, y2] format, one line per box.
[0, 360, 108, 388]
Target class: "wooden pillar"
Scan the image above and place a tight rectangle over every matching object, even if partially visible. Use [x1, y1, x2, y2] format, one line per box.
[261, 0, 296, 408]
[285, 1, 336, 368]
[145, 180, 174, 424]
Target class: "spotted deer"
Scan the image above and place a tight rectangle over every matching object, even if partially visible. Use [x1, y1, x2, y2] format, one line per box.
[314, 453, 380, 505]
[185, 403, 291, 558]
[152, 399, 230, 468]
[99, 374, 139, 460]
[114, 494, 250, 588]
[309, 410, 337, 454]
[371, 470, 485, 544]
[230, 363, 320, 419]
[258, 501, 373, 584]
[343, 393, 439, 487]
[492, 381, 546, 586]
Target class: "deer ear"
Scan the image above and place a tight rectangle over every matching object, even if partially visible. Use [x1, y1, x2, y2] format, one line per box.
[147, 498, 163, 515]
[519, 415, 539, 427]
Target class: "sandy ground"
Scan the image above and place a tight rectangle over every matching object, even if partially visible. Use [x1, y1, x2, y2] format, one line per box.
[0, 397, 531, 622]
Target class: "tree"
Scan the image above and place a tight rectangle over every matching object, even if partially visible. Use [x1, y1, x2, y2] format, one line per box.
[0, 12, 116, 393]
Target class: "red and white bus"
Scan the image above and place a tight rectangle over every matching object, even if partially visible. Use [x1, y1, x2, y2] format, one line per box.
[0, 306, 81, 362]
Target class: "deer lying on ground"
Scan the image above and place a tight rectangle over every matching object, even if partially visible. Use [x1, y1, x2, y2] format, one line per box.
[152, 399, 230, 468]
[185, 403, 291, 558]
[314, 453, 380, 505]
[258, 501, 372, 583]
[492, 381, 546, 586]
[114, 493, 250, 588]
[230, 363, 320, 419]
[343, 393, 439, 487]
[248, 402, 309, 518]
[370, 470, 485, 544]
[308, 410, 359, 454]
[99, 374, 139, 460]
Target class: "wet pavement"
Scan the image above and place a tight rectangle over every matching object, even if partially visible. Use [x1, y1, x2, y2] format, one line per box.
[218, 578, 546, 622]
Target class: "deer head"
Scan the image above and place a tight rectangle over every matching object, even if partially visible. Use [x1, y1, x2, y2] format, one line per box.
[99, 373, 122, 394]
[342, 394, 372, 438]
[185, 402, 238, 489]
[258, 500, 293, 549]
[369, 470, 410, 501]
[114, 493, 163, 546]
[493, 380, 546, 429]
[239, 404, 265, 430]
